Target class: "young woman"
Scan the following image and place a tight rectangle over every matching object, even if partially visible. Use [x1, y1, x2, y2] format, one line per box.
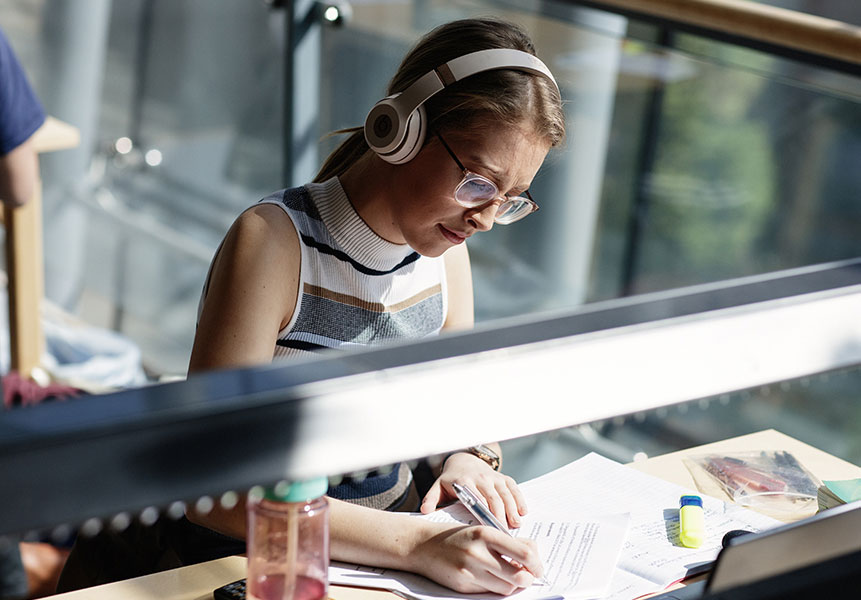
[193, 16, 565, 596]
[56, 17, 564, 595]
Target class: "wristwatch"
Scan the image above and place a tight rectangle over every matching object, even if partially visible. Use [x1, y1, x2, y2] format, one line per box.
[466, 444, 501, 471]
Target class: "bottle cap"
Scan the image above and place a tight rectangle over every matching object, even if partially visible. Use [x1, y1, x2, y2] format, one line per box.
[265, 477, 329, 502]
[680, 494, 703, 508]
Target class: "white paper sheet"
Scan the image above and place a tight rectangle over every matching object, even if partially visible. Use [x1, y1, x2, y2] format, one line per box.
[520, 514, 630, 598]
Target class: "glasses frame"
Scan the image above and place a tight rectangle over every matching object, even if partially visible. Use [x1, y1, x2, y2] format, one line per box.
[436, 133, 539, 225]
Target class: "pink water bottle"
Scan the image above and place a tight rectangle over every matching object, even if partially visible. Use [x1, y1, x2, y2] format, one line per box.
[246, 478, 329, 600]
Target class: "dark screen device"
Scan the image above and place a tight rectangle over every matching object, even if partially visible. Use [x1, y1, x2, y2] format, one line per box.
[213, 578, 246, 600]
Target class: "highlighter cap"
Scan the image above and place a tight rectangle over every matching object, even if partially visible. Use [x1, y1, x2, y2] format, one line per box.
[680, 494, 703, 508]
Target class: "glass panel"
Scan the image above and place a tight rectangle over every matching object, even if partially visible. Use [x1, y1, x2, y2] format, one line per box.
[0, 1, 285, 375]
[78, 2, 286, 374]
[570, 20, 860, 301]
[314, 0, 861, 313]
[4, 0, 857, 372]
[603, 33, 861, 297]
[504, 363, 861, 483]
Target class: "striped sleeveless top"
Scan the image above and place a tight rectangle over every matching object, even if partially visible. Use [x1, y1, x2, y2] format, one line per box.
[201, 177, 447, 511]
[262, 177, 448, 359]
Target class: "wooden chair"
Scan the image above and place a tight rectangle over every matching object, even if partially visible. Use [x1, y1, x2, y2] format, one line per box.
[4, 116, 80, 379]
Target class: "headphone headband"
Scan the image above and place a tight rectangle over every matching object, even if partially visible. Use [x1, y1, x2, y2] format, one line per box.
[364, 48, 558, 164]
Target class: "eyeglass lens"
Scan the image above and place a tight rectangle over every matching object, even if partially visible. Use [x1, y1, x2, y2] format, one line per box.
[455, 175, 535, 224]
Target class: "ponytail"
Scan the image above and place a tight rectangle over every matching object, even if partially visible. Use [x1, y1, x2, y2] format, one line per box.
[314, 127, 367, 183]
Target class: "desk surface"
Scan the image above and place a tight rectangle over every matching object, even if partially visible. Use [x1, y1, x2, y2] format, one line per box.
[629, 428, 861, 510]
[51, 429, 861, 600]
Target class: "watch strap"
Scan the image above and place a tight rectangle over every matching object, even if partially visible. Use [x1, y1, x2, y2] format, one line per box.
[466, 444, 501, 471]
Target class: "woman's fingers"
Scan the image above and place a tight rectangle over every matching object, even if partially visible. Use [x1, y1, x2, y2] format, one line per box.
[420, 480, 444, 514]
[506, 476, 529, 517]
[458, 528, 541, 594]
[497, 476, 527, 527]
[481, 482, 508, 525]
[474, 475, 524, 528]
[478, 562, 534, 596]
[484, 531, 544, 582]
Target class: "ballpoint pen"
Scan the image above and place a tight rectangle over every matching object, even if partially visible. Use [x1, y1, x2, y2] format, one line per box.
[452, 482, 550, 586]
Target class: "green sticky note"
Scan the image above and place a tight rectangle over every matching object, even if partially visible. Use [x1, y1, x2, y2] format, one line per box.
[823, 479, 861, 503]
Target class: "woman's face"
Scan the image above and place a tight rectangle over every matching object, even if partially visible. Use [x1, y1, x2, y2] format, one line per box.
[387, 123, 551, 257]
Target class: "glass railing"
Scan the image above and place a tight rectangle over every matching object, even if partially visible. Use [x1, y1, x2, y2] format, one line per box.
[2, 1, 857, 373]
[0, 0, 858, 528]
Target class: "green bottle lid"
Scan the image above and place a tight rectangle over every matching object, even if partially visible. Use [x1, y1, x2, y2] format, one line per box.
[264, 477, 329, 502]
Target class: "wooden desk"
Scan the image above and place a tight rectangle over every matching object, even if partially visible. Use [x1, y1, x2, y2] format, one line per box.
[4, 116, 80, 379]
[48, 429, 861, 599]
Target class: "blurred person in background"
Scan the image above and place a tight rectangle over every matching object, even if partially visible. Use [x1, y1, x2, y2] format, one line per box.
[1, 25, 77, 600]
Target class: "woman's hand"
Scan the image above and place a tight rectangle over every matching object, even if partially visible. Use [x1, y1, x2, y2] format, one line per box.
[420, 451, 527, 528]
[409, 523, 543, 595]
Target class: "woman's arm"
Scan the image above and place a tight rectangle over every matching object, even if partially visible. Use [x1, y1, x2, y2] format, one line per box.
[188, 203, 301, 372]
[442, 243, 474, 331]
[0, 137, 39, 207]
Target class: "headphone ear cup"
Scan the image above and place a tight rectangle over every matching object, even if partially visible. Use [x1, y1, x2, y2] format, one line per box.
[381, 104, 427, 165]
[364, 95, 402, 156]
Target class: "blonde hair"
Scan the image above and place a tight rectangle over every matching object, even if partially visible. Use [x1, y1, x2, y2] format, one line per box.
[314, 17, 565, 183]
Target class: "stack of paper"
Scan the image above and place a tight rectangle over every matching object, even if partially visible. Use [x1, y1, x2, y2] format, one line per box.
[329, 453, 781, 600]
[817, 478, 861, 511]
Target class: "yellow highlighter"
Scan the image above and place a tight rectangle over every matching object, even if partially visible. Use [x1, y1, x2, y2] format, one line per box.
[679, 495, 705, 548]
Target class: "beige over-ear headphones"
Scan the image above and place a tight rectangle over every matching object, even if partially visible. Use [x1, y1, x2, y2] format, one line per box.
[363, 48, 558, 165]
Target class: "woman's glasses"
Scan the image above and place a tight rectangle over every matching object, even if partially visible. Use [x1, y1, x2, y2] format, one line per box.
[436, 133, 539, 225]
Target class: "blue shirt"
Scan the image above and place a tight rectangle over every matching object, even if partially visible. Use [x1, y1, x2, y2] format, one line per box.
[0, 28, 45, 155]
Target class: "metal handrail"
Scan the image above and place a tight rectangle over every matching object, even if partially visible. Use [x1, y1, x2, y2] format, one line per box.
[576, 0, 861, 71]
[3, 258, 861, 535]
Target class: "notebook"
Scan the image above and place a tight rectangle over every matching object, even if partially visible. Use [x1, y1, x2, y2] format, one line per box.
[817, 478, 861, 510]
